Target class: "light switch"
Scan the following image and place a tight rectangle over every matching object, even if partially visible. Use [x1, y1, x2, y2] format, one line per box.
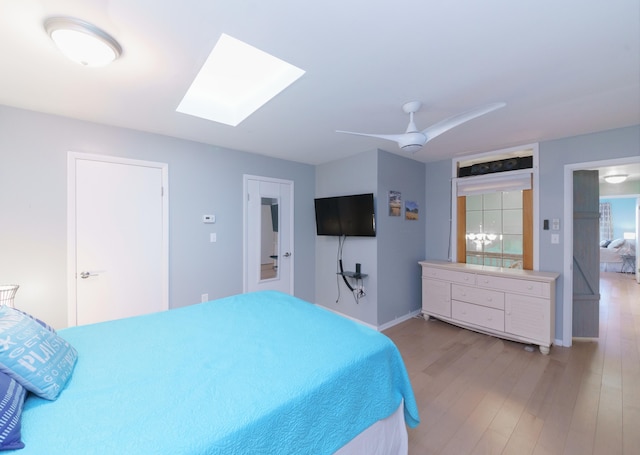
[552, 218, 560, 230]
[551, 234, 559, 244]
[210, 233, 217, 242]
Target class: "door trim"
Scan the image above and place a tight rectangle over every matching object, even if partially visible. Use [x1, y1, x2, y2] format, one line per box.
[67, 152, 169, 326]
[562, 155, 640, 347]
[242, 175, 294, 294]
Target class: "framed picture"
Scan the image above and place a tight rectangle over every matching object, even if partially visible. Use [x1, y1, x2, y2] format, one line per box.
[388, 190, 401, 216]
[405, 200, 419, 220]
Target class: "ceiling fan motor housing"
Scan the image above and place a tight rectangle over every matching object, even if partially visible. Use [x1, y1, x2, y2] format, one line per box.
[398, 131, 426, 152]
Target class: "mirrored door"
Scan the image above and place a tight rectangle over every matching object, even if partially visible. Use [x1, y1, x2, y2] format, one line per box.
[243, 176, 293, 294]
[260, 197, 279, 280]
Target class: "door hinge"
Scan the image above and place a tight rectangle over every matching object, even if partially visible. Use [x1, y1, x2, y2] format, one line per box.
[161, 186, 164, 197]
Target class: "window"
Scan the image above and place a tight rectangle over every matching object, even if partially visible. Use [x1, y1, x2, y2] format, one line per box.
[599, 202, 613, 241]
[453, 146, 537, 270]
[464, 191, 524, 268]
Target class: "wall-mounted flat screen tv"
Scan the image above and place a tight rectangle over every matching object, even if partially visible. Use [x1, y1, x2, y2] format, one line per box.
[314, 193, 376, 237]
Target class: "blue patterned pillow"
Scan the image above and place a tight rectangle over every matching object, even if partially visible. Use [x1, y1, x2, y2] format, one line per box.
[13, 309, 56, 334]
[0, 371, 26, 451]
[0, 306, 77, 401]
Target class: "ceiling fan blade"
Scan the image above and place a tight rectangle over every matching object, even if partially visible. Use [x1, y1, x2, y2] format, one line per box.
[335, 130, 407, 143]
[421, 102, 506, 143]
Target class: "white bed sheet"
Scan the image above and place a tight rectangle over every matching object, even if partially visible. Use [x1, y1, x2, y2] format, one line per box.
[600, 239, 635, 272]
[335, 401, 408, 455]
[600, 246, 624, 272]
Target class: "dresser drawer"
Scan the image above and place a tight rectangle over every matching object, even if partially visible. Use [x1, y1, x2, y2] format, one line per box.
[452, 284, 504, 310]
[476, 274, 550, 298]
[422, 267, 475, 285]
[505, 293, 550, 343]
[422, 278, 451, 318]
[452, 300, 504, 332]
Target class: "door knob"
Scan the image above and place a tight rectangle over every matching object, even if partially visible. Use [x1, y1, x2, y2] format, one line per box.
[283, 252, 291, 257]
[79, 271, 99, 279]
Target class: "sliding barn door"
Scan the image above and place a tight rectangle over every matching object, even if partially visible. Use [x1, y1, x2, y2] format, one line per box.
[572, 170, 600, 338]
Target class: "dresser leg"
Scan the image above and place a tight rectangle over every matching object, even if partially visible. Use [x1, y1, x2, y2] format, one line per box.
[539, 345, 550, 355]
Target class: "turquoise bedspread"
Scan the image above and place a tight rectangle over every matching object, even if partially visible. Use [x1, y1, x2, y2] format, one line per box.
[19, 291, 419, 454]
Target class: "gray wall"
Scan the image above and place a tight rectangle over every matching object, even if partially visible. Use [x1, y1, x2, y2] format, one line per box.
[315, 149, 425, 327]
[0, 105, 316, 329]
[424, 159, 454, 261]
[600, 179, 640, 197]
[2, 101, 637, 339]
[377, 151, 426, 325]
[315, 149, 378, 325]
[538, 125, 640, 341]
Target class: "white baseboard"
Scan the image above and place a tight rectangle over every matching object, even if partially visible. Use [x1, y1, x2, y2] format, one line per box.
[315, 305, 421, 332]
[315, 304, 378, 330]
[377, 310, 422, 331]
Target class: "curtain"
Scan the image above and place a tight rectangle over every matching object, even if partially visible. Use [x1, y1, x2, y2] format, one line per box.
[599, 202, 613, 241]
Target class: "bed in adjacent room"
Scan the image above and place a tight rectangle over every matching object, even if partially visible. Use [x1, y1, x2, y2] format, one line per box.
[0, 291, 419, 454]
[600, 238, 636, 272]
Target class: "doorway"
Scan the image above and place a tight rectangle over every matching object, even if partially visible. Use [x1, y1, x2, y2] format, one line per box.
[563, 155, 640, 346]
[67, 153, 169, 326]
[243, 175, 294, 294]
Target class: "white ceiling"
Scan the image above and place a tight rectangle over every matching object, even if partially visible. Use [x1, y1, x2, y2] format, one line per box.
[592, 162, 640, 184]
[0, 0, 638, 165]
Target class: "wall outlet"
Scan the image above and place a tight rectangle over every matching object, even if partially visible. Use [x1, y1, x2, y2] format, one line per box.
[201, 293, 208, 302]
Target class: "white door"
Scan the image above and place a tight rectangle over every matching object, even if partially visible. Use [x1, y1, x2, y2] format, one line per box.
[244, 176, 293, 294]
[68, 153, 169, 326]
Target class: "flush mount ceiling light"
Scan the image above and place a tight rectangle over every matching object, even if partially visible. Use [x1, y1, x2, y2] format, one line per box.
[44, 17, 122, 67]
[603, 174, 628, 184]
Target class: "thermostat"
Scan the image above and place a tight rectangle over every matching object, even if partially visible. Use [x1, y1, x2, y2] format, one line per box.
[202, 214, 216, 224]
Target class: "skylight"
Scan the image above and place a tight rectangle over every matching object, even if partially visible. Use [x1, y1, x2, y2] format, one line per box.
[176, 33, 305, 126]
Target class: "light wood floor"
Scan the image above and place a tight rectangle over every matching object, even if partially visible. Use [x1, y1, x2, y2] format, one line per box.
[384, 271, 640, 455]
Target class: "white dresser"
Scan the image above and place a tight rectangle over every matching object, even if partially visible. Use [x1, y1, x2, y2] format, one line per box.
[419, 260, 559, 354]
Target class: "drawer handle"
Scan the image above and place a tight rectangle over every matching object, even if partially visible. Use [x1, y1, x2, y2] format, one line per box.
[527, 285, 533, 290]
[487, 297, 492, 302]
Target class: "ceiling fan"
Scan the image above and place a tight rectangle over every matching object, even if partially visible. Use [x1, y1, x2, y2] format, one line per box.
[336, 101, 506, 153]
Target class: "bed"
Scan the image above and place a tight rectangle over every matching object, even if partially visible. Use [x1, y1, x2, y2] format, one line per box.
[0, 291, 419, 454]
[600, 238, 636, 272]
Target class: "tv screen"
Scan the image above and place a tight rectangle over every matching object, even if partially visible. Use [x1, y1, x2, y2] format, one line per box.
[314, 197, 342, 236]
[314, 193, 376, 237]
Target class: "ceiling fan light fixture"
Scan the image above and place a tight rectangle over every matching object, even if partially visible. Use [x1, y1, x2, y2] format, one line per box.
[401, 144, 423, 153]
[44, 17, 122, 67]
[603, 174, 628, 184]
[398, 132, 427, 153]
